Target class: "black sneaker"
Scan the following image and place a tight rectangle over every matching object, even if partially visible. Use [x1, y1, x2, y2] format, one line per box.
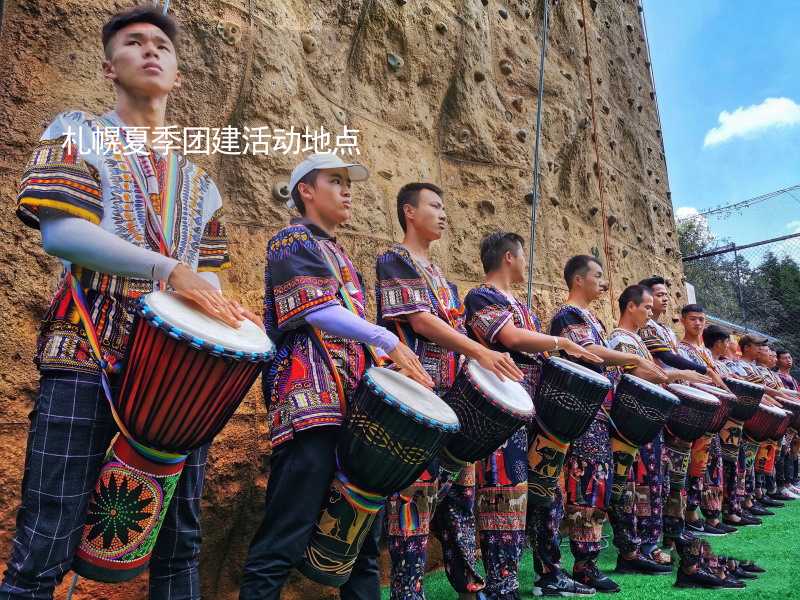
[768, 491, 795, 501]
[674, 567, 726, 589]
[748, 504, 774, 516]
[739, 512, 763, 525]
[723, 514, 761, 527]
[698, 522, 728, 536]
[758, 496, 785, 507]
[712, 521, 738, 534]
[685, 518, 705, 533]
[616, 553, 672, 575]
[738, 560, 766, 574]
[533, 569, 596, 597]
[733, 567, 757, 580]
[574, 564, 620, 594]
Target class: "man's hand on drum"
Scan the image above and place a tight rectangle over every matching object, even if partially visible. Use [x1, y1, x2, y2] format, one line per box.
[559, 338, 604, 364]
[476, 348, 524, 382]
[633, 356, 668, 384]
[169, 264, 259, 329]
[707, 368, 729, 391]
[388, 343, 435, 389]
[667, 369, 712, 385]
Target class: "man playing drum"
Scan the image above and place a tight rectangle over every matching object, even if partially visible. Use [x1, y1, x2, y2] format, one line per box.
[376, 184, 523, 600]
[607, 286, 716, 586]
[240, 153, 431, 600]
[463, 233, 600, 599]
[2, 7, 260, 598]
[548, 256, 663, 593]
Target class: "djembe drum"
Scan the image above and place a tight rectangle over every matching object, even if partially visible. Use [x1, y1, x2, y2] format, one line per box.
[607, 374, 679, 503]
[780, 398, 800, 458]
[527, 357, 612, 506]
[719, 378, 764, 463]
[73, 292, 274, 582]
[300, 367, 459, 586]
[745, 404, 789, 479]
[687, 383, 735, 480]
[439, 359, 534, 477]
[663, 385, 720, 525]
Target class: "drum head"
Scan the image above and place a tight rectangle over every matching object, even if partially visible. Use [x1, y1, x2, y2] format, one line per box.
[547, 356, 611, 387]
[465, 360, 533, 417]
[143, 291, 273, 355]
[758, 404, 788, 420]
[621, 374, 679, 404]
[365, 367, 459, 428]
[692, 383, 736, 402]
[667, 383, 720, 406]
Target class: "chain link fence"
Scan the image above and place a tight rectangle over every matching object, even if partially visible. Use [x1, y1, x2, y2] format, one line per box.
[682, 232, 800, 375]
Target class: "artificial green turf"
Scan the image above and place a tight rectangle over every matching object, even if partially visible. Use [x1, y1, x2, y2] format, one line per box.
[381, 498, 800, 599]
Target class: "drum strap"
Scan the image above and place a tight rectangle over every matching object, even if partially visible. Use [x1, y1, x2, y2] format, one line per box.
[600, 406, 638, 448]
[66, 269, 187, 464]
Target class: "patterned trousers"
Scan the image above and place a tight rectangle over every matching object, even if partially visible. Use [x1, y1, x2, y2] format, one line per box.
[0, 371, 208, 600]
[386, 463, 483, 599]
[563, 420, 611, 564]
[476, 428, 528, 600]
[608, 433, 665, 555]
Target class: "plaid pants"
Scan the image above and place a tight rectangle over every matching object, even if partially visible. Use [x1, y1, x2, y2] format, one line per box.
[0, 371, 209, 600]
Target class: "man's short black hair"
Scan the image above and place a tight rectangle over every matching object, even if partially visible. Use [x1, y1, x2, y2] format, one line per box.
[639, 275, 667, 290]
[681, 303, 705, 317]
[102, 6, 179, 58]
[618, 284, 650, 315]
[776, 348, 791, 358]
[479, 232, 525, 274]
[702, 324, 730, 349]
[563, 255, 601, 289]
[290, 169, 319, 216]
[396, 182, 443, 232]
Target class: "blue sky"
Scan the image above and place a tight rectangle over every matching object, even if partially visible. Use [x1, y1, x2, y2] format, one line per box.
[642, 0, 800, 247]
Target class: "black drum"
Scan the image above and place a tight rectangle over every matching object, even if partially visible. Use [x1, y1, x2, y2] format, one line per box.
[744, 403, 789, 443]
[608, 374, 679, 503]
[442, 359, 534, 465]
[527, 356, 612, 505]
[611, 374, 680, 446]
[723, 378, 765, 421]
[665, 384, 720, 442]
[300, 368, 460, 587]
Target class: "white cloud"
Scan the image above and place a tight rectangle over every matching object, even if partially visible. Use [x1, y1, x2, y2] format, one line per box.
[703, 97, 800, 147]
[676, 206, 700, 220]
[787, 220, 800, 234]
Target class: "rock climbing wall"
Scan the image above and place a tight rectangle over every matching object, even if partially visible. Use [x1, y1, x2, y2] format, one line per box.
[0, 0, 685, 598]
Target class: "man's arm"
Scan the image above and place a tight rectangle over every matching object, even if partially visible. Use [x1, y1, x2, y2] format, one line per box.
[406, 311, 523, 381]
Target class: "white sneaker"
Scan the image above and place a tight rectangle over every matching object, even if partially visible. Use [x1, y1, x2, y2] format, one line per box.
[790, 483, 800, 495]
[780, 486, 799, 499]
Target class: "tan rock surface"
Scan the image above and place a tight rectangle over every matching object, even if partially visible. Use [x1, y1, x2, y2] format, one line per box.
[0, 1, 684, 598]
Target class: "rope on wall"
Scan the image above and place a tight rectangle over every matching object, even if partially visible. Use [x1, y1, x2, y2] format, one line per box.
[578, 0, 616, 317]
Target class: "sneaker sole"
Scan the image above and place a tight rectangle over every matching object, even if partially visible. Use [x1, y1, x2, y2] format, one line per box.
[615, 568, 673, 576]
[533, 587, 596, 597]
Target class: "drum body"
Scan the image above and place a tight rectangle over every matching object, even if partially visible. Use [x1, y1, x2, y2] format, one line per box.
[779, 398, 800, 431]
[301, 368, 459, 587]
[442, 360, 533, 464]
[744, 404, 789, 443]
[723, 378, 765, 422]
[611, 374, 680, 446]
[74, 292, 274, 582]
[692, 383, 735, 434]
[665, 384, 720, 442]
[608, 375, 679, 503]
[527, 357, 611, 505]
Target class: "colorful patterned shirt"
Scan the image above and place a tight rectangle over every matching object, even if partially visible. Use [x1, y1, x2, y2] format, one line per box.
[376, 244, 465, 396]
[778, 372, 798, 391]
[16, 110, 229, 374]
[549, 303, 615, 412]
[639, 318, 679, 354]
[463, 283, 542, 397]
[608, 327, 653, 385]
[678, 340, 717, 372]
[263, 220, 368, 447]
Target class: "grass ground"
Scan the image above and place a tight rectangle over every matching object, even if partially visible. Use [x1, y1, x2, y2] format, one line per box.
[381, 498, 800, 599]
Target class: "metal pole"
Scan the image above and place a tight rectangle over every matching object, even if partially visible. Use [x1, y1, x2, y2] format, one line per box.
[526, 0, 551, 308]
[732, 246, 748, 330]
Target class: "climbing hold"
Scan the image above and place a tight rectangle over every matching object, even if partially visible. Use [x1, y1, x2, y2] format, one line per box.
[601, 104, 610, 115]
[626, 23, 634, 33]
[607, 215, 618, 227]
[301, 33, 317, 54]
[474, 70, 486, 83]
[511, 97, 524, 112]
[387, 53, 404, 72]
[589, 206, 599, 216]
[562, 216, 570, 231]
[397, 0, 408, 5]
[334, 108, 346, 124]
[505, 110, 513, 122]
[481, 0, 489, 5]
[459, 128, 470, 143]
[499, 7, 509, 19]
[435, 21, 448, 34]
[500, 59, 513, 76]
[524, 9, 531, 18]
[272, 181, 291, 203]
[516, 129, 528, 142]
[216, 21, 242, 46]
